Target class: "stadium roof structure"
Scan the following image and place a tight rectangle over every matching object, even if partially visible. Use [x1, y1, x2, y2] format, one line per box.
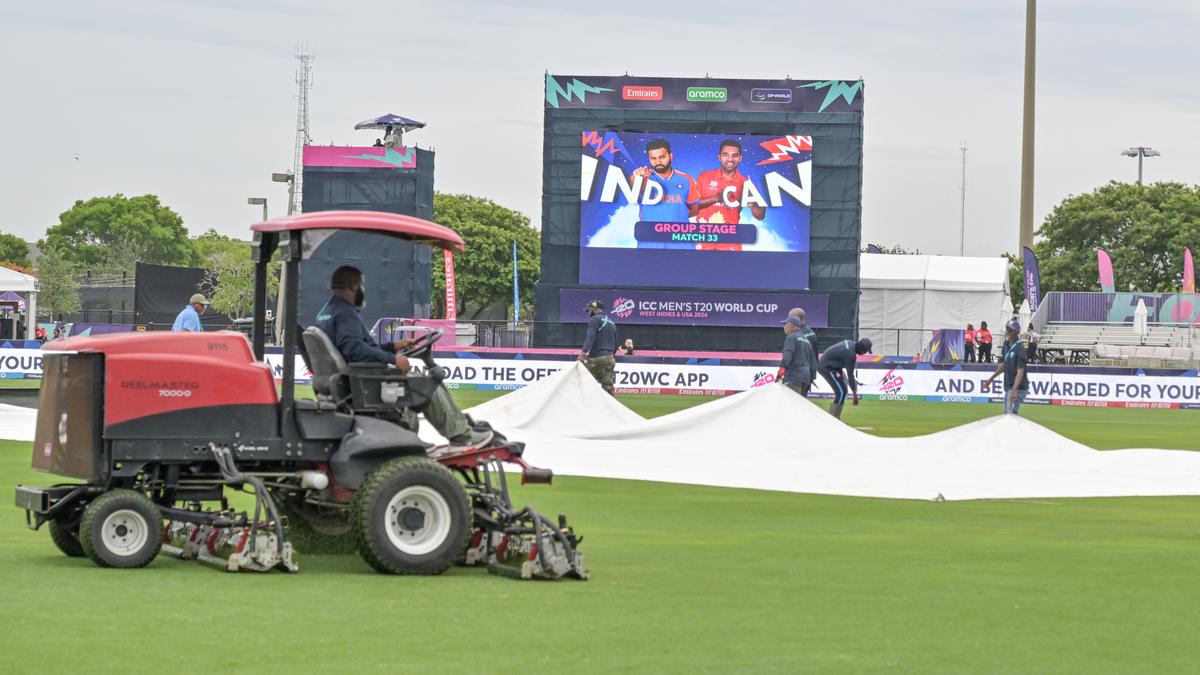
[860, 253, 1012, 355]
[861, 254, 1008, 292]
[0, 265, 36, 293]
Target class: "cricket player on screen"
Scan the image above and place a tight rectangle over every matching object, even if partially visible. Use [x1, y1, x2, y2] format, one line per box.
[632, 139, 699, 249]
[694, 139, 766, 251]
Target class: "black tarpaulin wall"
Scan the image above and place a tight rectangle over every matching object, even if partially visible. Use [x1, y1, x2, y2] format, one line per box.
[536, 108, 863, 353]
[298, 148, 435, 327]
[133, 262, 230, 328]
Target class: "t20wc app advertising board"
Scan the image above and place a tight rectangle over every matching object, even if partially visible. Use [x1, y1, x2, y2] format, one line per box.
[578, 131, 812, 290]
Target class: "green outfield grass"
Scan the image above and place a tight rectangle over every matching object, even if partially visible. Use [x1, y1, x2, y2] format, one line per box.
[1, 393, 1198, 673]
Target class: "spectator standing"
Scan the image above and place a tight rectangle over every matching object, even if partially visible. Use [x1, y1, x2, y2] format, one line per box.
[172, 293, 210, 332]
[1027, 322, 1040, 364]
[578, 300, 618, 395]
[618, 338, 635, 356]
[778, 316, 818, 396]
[976, 321, 993, 363]
[984, 320, 1029, 415]
[964, 323, 976, 363]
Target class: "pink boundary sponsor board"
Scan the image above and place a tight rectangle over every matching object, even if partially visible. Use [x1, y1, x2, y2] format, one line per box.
[302, 145, 417, 169]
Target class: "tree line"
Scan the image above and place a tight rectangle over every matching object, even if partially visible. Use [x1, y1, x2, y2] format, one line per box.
[1, 192, 540, 322]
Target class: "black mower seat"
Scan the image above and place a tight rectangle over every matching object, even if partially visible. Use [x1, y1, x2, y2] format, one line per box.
[301, 326, 350, 401]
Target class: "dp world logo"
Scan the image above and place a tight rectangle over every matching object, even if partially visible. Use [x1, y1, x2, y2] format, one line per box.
[611, 297, 635, 319]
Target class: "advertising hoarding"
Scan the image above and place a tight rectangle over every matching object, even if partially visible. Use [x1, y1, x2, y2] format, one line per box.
[545, 74, 864, 114]
[302, 145, 417, 169]
[558, 288, 828, 328]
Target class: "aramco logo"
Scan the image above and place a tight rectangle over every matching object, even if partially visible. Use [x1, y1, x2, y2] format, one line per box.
[611, 297, 635, 319]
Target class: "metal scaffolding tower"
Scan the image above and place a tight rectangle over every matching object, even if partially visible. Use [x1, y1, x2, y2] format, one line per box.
[290, 46, 314, 215]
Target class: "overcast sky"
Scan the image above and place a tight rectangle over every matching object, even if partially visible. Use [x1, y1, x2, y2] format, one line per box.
[1, 0, 1196, 258]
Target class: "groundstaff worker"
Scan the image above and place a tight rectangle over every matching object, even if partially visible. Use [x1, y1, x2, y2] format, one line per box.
[316, 266, 493, 454]
[786, 307, 817, 347]
[578, 299, 618, 395]
[818, 337, 872, 419]
[778, 316, 817, 396]
[172, 293, 210, 332]
[983, 320, 1029, 415]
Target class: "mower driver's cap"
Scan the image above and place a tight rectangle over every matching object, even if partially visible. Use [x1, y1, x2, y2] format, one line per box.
[782, 316, 804, 327]
[190, 293, 211, 305]
[585, 299, 604, 311]
[1005, 319, 1021, 333]
[857, 338, 873, 354]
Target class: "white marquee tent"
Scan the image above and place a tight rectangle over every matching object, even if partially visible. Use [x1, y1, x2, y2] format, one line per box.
[0, 266, 37, 339]
[859, 253, 1011, 356]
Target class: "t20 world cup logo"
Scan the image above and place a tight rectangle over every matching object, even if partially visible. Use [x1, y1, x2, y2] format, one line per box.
[611, 297, 635, 319]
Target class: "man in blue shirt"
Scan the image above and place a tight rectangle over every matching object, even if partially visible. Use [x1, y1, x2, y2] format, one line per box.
[577, 299, 618, 395]
[817, 337, 872, 419]
[315, 266, 493, 453]
[632, 139, 700, 250]
[172, 293, 210, 332]
[983, 320, 1029, 415]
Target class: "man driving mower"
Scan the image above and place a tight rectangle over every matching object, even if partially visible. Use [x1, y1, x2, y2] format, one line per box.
[315, 265, 493, 454]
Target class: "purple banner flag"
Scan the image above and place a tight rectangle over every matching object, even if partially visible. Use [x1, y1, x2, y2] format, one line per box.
[1022, 247, 1041, 313]
[559, 289, 828, 328]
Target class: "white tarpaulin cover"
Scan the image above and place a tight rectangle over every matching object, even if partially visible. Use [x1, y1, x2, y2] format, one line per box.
[0, 404, 37, 441]
[460, 365, 1200, 501]
[2, 366, 1196, 500]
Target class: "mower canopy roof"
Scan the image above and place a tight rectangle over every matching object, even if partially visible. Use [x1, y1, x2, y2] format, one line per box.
[251, 211, 465, 253]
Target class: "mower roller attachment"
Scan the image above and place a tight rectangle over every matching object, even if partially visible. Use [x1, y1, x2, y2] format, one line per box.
[160, 444, 297, 573]
[442, 441, 587, 580]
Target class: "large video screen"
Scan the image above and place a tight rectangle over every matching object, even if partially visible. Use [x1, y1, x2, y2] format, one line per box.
[578, 131, 812, 290]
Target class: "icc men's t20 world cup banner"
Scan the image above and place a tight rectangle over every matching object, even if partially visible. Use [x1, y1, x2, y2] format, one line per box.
[578, 131, 812, 290]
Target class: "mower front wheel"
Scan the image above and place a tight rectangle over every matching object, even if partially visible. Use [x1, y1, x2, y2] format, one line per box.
[79, 490, 163, 569]
[351, 457, 470, 575]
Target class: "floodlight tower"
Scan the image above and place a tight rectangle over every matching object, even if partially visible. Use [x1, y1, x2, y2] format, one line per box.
[290, 45, 314, 215]
[1121, 146, 1160, 185]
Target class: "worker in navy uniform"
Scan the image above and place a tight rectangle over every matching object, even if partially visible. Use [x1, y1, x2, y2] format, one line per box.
[817, 337, 872, 419]
[983, 319, 1030, 415]
[316, 265, 493, 454]
[578, 299, 618, 395]
[778, 315, 817, 396]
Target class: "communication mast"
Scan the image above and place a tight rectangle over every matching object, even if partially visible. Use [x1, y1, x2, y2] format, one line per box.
[958, 141, 967, 256]
[290, 45, 314, 215]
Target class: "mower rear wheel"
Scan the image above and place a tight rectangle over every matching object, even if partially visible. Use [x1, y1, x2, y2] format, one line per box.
[47, 518, 85, 558]
[79, 490, 163, 569]
[351, 457, 470, 575]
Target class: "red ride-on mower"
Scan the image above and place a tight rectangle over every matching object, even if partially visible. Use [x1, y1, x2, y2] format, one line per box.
[15, 211, 586, 580]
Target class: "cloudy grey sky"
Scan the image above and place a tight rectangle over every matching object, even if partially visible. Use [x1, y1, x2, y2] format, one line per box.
[1, 0, 1196, 257]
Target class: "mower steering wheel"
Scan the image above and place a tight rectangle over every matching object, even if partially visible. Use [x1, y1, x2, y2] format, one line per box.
[398, 329, 443, 357]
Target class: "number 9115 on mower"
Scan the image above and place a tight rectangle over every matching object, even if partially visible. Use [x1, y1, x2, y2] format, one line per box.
[15, 211, 586, 581]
